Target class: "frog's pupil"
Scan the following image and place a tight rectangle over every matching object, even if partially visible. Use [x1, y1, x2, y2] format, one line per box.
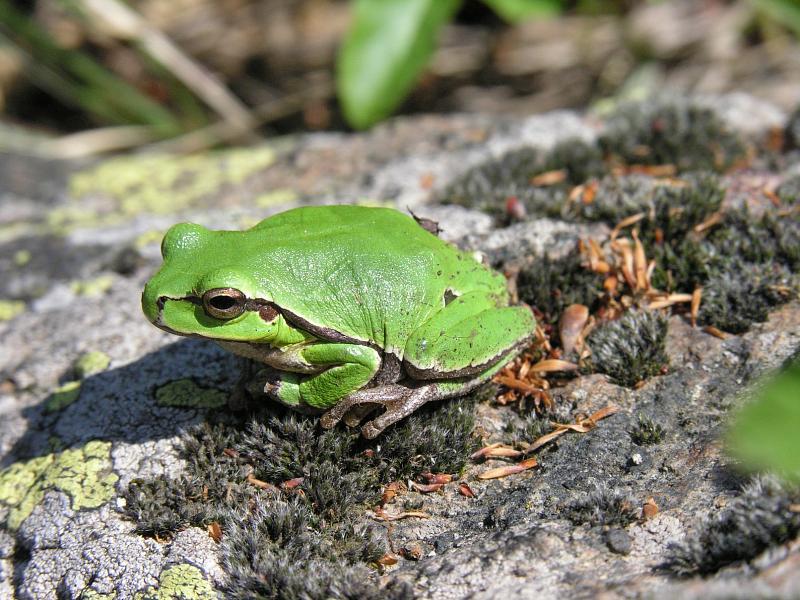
[210, 296, 236, 310]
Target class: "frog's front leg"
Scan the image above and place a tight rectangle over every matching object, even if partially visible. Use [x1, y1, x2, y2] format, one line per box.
[264, 343, 380, 410]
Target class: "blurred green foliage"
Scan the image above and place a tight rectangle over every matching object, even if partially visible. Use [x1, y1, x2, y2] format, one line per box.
[729, 359, 800, 485]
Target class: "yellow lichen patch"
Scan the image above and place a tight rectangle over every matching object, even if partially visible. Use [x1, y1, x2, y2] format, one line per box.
[45, 381, 82, 413]
[0, 440, 118, 530]
[254, 188, 298, 208]
[155, 379, 227, 409]
[135, 229, 166, 249]
[70, 275, 114, 297]
[134, 564, 216, 600]
[74, 351, 111, 378]
[0, 300, 25, 322]
[13, 249, 31, 266]
[69, 147, 276, 220]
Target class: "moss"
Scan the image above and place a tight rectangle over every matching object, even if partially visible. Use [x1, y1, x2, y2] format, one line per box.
[0, 440, 117, 530]
[586, 310, 669, 387]
[667, 476, 800, 576]
[563, 486, 639, 527]
[440, 139, 604, 221]
[777, 174, 800, 205]
[785, 105, 800, 150]
[155, 379, 227, 409]
[630, 415, 665, 446]
[516, 248, 605, 323]
[134, 564, 216, 600]
[697, 263, 790, 334]
[0, 299, 25, 321]
[45, 380, 82, 413]
[600, 101, 747, 172]
[123, 389, 482, 598]
[570, 172, 723, 239]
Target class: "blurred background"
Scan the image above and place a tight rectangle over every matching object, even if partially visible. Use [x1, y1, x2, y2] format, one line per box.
[0, 0, 798, 157]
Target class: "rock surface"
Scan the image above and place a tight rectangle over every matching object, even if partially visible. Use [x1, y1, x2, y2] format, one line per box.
[1, 93, 799, 599]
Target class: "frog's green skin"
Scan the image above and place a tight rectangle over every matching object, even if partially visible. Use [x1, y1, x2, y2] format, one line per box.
[142, 205, 534, 438]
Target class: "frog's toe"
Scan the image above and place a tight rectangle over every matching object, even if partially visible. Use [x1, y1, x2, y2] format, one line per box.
[342, 404, 380, 427]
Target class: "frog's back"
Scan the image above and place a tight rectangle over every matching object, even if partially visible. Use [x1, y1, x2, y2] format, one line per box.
[245, 205, 505, 355]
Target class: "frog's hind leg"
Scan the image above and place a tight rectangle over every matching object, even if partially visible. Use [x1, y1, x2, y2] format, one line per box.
[403, 292, 535, 379]
[321, 348, 518, 439]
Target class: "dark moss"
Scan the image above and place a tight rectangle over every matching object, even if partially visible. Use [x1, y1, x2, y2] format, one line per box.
[630, 415, 666, 446]
[785, 105, 800, 150]
[567, 172, 723, 240]
[563, 486, 639, 527]
[219, 496, 407, 600]
[777, 174, 800, 205]
[600, 101, 747, 172]
[666, 476, 800, 576]
[564, 174, 656, 223]
[586, 310, 669, 388]
[516, 248, 605, 323]
[122, 387, 486, 598]
[697, 263, 789, 334]
[121, 421, 252, 536]
[441, 138, 604, 221]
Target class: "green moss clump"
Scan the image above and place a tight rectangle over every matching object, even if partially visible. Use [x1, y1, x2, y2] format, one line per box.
[516, 248, 605, 323]
[563, 486, 639, 527]
[667, 476, 800, 575]
[630, 415, 666, 446]
[441, 139, 604, 221]
[586, 310, 669, 388]
[600, 101, 747, 172]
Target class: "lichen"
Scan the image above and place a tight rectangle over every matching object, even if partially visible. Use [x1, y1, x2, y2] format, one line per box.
[45, 380, 82, 413]
[0, 300, 25, 322]
[74, 351, 111, 379]
[0, 440, 117, 530]
[70, 275, 114, 297]
[134, 564, 216, 600]
[155, 379, 227, 409]
[70, 147, 275, 211]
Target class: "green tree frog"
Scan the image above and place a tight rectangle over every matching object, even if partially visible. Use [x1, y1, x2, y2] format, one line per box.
[142, 205, 534, 438]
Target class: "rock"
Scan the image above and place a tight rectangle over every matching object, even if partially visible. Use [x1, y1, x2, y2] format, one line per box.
[1, 94, 799, 599]
[606, 528, 633, 555]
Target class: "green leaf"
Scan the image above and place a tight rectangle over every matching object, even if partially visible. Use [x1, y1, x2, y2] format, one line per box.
[728, 360, 800, 484]
[337, 0, 461, 130]
[750, 0, 800, 37]
[482, 0, 561, 23]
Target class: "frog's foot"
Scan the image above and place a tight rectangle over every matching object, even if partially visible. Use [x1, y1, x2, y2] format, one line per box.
[319, 384, 425, 439]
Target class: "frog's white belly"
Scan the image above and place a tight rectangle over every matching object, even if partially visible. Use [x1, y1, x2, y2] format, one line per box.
[216, 340, 324, 374]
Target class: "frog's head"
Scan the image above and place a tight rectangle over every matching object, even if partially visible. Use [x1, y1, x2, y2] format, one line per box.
[141, 223, 281, 343]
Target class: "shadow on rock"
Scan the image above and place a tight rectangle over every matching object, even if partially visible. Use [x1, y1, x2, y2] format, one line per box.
[4, 338, 241, 467]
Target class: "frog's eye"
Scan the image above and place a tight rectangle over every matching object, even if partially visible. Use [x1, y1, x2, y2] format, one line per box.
[202, 288, 246, 320]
